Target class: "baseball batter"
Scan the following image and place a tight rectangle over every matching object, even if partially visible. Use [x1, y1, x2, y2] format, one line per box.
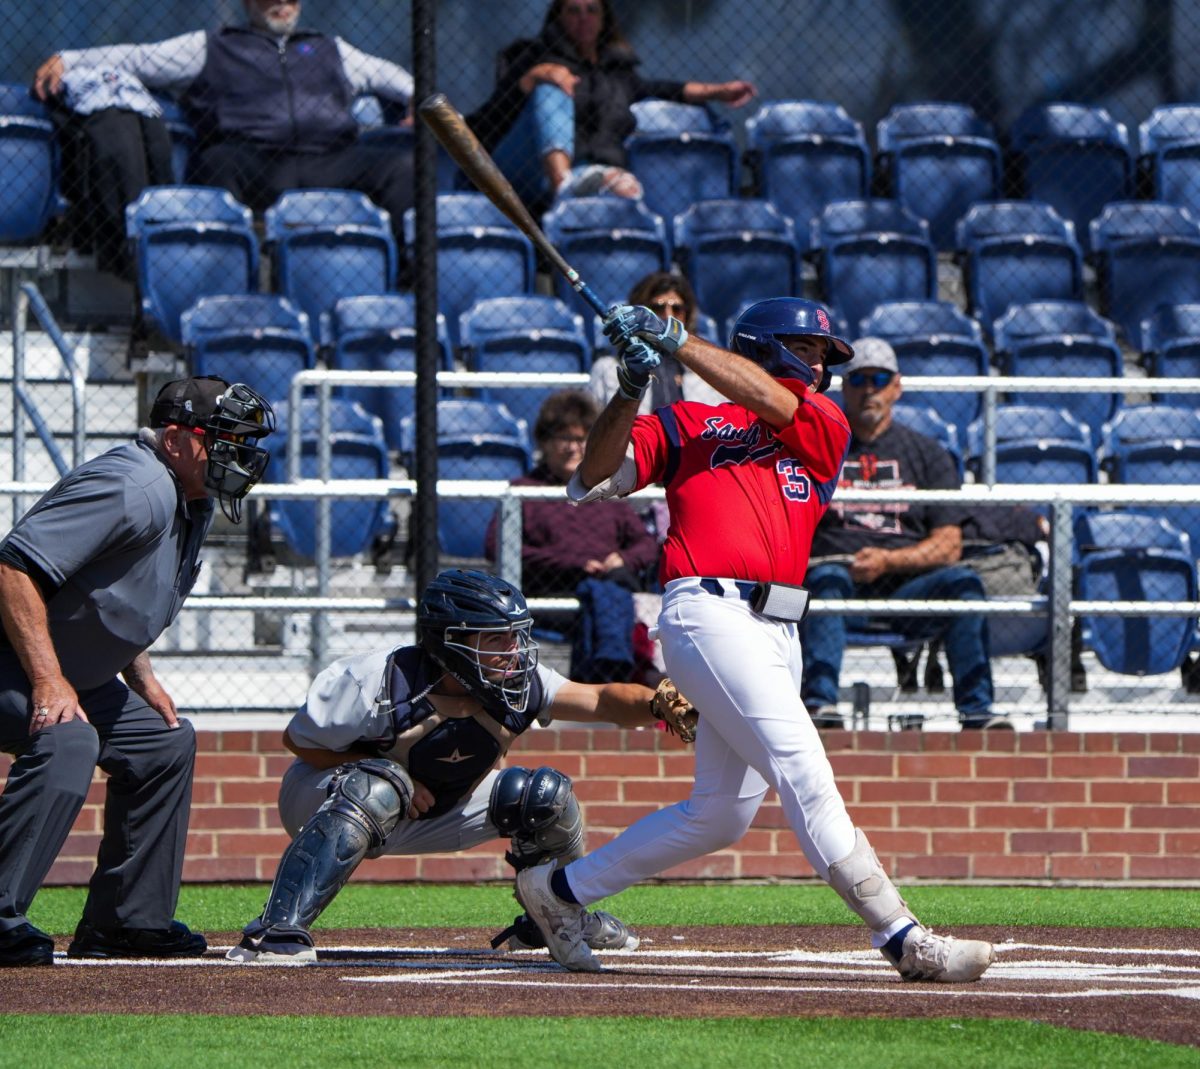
[515, 298, 995, 982]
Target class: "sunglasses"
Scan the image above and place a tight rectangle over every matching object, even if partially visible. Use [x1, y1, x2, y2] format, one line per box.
[649, 300, 687, 316]
[845, 370, 895, 389]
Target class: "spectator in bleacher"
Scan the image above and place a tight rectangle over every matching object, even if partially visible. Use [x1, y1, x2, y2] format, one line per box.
[800, 338, 1009, 730]
[484, 389, 659, 682]
[468, 0, 756, 209]
[0, 377, 274, 967]
[32, 0, 414, 270]
[589, 271, 727, 416]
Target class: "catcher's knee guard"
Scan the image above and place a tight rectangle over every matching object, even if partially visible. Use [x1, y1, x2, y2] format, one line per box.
[257, 758, 413, 932]
[489, 765, 583, 872]
[826, 829, 914, 935]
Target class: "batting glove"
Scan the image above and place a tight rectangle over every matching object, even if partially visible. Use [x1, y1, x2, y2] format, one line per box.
[615, 338, 661, 401]
[603, 304, 689, 356]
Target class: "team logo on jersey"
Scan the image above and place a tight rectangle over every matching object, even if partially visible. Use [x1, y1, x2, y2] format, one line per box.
[701, 416, 778, 468]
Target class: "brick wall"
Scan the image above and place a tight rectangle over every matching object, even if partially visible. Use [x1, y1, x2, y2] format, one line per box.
[3, 727, 1199, 885]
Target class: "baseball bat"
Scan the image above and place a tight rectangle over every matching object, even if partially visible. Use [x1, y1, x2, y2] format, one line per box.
[418, 92, 609, 318]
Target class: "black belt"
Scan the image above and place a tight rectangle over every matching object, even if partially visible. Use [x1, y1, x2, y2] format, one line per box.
[699, 578, 757, 602]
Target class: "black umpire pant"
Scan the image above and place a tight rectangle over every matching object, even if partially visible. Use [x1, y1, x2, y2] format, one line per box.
[0, 650, 196, 936]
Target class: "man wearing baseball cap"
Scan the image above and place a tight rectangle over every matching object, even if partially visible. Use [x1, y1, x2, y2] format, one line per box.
[801, 338, 1005, 730]
[0, 377, 273, 965]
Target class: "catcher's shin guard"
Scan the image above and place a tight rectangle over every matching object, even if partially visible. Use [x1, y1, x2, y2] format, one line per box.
[257, 758, 413, 932]
[825, 829, 914, 934]
[489, 766, 584, 871]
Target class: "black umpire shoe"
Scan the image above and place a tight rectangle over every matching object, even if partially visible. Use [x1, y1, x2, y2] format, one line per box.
[67, 918, 207, 959]
[0, 922, 55, 967]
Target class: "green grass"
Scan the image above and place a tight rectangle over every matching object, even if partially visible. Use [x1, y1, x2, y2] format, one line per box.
[2, 1016, 1196, 1069]
[11, 885, 1199, 1066]
[24, 882, 1200, 935]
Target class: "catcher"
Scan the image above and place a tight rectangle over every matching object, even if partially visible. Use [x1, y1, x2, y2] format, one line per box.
[228, 568, 696, 963]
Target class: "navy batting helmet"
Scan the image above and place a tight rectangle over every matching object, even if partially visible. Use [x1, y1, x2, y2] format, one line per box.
[417, 570, 538, 715]
[731, 299, 855, 386]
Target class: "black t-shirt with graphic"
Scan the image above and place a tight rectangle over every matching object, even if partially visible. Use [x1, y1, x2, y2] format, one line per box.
[812, 421, 965, 559]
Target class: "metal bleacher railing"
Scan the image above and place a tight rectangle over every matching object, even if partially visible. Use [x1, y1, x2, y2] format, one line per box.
[4, 359, 1200, 727]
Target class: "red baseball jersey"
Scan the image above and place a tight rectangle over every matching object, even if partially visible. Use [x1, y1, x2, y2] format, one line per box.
[629, 382, 850, 585]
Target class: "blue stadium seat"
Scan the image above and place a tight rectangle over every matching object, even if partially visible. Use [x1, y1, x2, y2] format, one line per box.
[1099, 406, 1200, 559]
[1073, 511, 1198, 676]
[624, 99, 738, 224]
[993, 299, 1116, 348]
[399, 399, 533, 559]
[265, 397, 396, 561]
[991, 297, 1124, 439]
[1138, 105, 1200, 218]
[891, 402, 963, 477]
[542, 196, 669, 328]
[329, 294, 452, 452]
[813, 199, 937, 331]
[181, 295, 313, 405]
[264, 189, 397, 342]
[1010, 102, 1133, 251]
[743, 99, 871, 239]
[967, 404, 1096, 502]
[126, 185, 259, 343]
[859, 299, 983, 341]
[1089, 201, 1200, 344]
[876, 102, 1002, 250]
[406, 192, 537, 351]
[674, 199, 801, 331]
[149, 92, 196, 183]
[0, 83, 58, 243]
[1140, 303, 1200, 407]
[459, 295, 590, 430]
[955, 201, 1083, 332]
[858, 300, 988, 433]
[352, 94, 463, 192]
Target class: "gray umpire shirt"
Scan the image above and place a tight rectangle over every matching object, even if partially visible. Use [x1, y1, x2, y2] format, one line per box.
[0, 440, 214, 691]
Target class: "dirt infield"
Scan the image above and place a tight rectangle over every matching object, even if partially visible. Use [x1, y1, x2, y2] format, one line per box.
[6, 926, 1199, 1048]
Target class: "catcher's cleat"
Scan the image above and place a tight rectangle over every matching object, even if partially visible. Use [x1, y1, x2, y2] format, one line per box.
[514, 862, 601, 972]
[226, 924, 317, 964]
[493, 910, 640, 953]
[883, 923, 994, 983]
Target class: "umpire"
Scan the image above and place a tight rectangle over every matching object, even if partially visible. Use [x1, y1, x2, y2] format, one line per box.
[0, 376, 273, 966]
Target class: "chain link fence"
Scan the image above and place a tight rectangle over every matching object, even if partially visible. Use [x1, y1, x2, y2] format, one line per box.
[1, 1, 1199, 726]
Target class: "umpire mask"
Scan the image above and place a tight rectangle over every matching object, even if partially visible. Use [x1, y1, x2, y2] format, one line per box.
[203, 383, 276, 523]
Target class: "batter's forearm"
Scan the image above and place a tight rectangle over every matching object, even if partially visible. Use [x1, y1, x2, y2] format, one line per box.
[675, 338, 798, 428]
[579, 397, 640, 488]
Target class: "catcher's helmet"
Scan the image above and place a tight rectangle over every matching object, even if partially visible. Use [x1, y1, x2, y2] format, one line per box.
[150, 377, 275, 523]
[417, 569, 539, 715]
[731, 299, 855, 387]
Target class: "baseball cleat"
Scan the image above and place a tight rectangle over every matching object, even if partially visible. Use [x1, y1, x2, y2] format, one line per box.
[514, 862, 601, 972]
[226, 925, 317, 964]
[494, 910, 640, 953]
[886, 923, 994, 982]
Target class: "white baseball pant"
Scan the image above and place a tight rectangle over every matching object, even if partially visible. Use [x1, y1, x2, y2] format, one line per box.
[565, 576, 858, 902]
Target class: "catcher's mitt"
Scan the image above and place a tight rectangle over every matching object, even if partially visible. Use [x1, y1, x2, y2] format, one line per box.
[650, 677, 698, 744]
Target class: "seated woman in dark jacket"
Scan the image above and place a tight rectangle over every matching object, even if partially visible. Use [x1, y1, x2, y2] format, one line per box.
[468, 0, 755, 208]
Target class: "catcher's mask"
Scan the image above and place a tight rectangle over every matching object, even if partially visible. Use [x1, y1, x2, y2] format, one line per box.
[731, 297, 854, 392]
[417, 569, 539, 716]
[150, 377, 276, 523]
